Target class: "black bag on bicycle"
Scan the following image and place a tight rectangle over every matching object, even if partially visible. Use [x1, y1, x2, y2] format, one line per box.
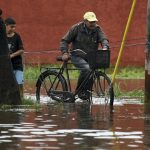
[87, 50, 110, 69]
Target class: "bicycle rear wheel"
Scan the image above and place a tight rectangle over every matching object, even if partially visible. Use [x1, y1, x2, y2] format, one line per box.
[36, 70, 68, 103]
[92, 71, 114, 106]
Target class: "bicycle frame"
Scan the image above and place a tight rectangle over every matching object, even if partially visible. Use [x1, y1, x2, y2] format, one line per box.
[36, 50, 114, 105]
[40, 61, 77, 93]
[40, 60, 107, 102]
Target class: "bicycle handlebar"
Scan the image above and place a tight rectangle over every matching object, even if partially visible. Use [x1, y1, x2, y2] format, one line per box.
[56, 49, 108, 62]
[56, 49, 86, 62]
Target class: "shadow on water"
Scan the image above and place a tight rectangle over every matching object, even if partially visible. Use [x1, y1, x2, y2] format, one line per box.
[0, 101, 148, 150]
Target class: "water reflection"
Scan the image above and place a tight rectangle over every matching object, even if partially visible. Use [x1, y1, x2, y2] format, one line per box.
[0, 102, 146, 150]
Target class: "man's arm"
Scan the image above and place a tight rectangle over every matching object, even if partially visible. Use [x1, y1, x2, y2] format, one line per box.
[97, 26, 109, 50]
[60, 24, 78, 54]
[60, 24, 78, 61]
[10, 49, 23, 58]
[10, 33, 24, 58]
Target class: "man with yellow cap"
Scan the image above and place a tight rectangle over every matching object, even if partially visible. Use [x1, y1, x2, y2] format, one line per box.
[60, 11, 109, 100]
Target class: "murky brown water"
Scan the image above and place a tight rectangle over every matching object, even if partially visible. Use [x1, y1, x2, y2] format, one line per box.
[0, 102, 150, 150]
[1, 79, 145, 149]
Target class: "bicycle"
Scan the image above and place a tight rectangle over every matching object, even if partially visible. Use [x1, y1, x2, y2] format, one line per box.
[35, 49, 114, 106]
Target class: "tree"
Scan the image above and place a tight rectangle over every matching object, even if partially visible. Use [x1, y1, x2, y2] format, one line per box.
[0, 9, 21, 104]
[145, 0, 150, 102]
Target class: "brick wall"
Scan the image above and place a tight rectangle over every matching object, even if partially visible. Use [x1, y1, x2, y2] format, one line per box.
[0, 0, 147, 66]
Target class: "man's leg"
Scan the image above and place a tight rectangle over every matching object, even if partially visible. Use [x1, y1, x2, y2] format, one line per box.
[14, 70, 24, 99]
[71, 56, 91, 99]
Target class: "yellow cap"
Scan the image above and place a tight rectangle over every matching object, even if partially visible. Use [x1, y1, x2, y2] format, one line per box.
[83, 12, 98, 22]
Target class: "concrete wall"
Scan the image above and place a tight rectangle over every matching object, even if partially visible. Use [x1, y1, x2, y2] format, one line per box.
[0, 0, 147, 66]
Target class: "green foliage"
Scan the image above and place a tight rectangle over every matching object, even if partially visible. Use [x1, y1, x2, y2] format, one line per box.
[0, 105, 12, 110]
[22, 98, 41, 110]
[22, 97, 36, 105]
[0, 98, 41, 110]
[25, 65, 145, 81]
[24, 64, 80, 81]
[110, 66, 144, 79]
[24, 65, 41, 81]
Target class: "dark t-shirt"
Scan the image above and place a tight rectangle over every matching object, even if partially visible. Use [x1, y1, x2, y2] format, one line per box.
[7, 32, 24, 71]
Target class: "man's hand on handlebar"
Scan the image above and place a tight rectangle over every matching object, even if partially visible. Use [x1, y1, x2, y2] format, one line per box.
[62, 52, 69, 61]
[102, 46, 108, 50]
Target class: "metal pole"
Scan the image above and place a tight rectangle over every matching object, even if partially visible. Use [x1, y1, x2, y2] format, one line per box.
[145, 0, 150, 102]
[112, 0, 137, 83]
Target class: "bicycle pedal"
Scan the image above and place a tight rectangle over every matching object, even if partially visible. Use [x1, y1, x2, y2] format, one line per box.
[78, 92, 90, 100]
[49, 90, 75, 103]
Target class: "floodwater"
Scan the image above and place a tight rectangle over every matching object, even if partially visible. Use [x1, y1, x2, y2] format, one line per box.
[0, 79, 148, 150]
[0, 100, 150, 150]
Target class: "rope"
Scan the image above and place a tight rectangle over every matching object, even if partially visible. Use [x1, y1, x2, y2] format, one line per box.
[0, 37, 146, 55]
[24, 42, 146, 55]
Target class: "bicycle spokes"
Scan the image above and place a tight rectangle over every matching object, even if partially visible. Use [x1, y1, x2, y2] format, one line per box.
[36, 70, 67, 102]
[92, 72, 112, 105]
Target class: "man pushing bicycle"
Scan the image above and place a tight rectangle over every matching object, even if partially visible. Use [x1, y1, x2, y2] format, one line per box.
[60, 11, 109, 100]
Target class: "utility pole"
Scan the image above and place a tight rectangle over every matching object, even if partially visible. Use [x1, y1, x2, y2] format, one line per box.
[112, 0, 137, 83]
[145, 0, 150, 102]
[144, 1, 150, 146]
[0, 9, 21, 105]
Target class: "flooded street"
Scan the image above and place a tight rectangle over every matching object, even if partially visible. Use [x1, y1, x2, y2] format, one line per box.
[0, 100, 149, 150]
[0, 79, 147, 150]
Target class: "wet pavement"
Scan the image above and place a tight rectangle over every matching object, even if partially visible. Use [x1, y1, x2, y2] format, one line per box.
[0, 99, 150, 150]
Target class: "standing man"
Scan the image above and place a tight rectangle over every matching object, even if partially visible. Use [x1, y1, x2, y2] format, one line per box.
[60, 11, 109, 100]
[5, 17, 24, 98]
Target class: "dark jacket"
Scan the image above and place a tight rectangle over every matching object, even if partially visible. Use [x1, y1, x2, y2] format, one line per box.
[60, 21, 109, 54]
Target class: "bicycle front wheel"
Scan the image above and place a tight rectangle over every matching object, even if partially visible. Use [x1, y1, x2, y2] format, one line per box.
[92, 71, 114, 106]
[36, 70, 68, 103]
